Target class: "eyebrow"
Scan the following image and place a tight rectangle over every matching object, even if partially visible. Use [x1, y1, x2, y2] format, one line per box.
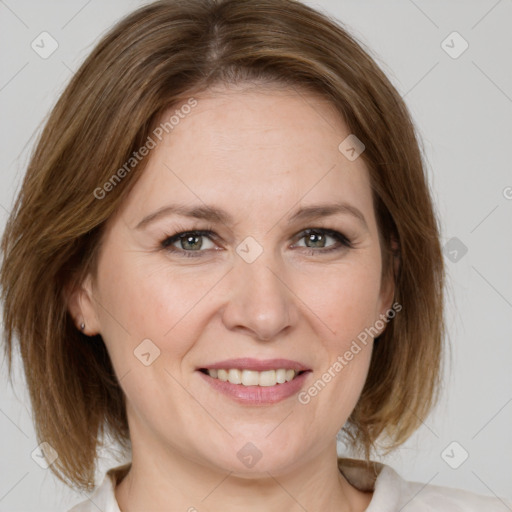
[136, 201, 368, 230]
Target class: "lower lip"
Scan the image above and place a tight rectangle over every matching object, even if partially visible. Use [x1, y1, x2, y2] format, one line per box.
[197, 370, 311, 405]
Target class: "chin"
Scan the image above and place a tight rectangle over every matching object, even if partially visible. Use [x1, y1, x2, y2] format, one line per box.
[205, 440, 306, 477]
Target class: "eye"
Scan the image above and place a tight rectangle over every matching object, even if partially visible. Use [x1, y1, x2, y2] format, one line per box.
[161, 230, 217, 256]
[160, 227, 352, 259]
[292, 228, 352, 253]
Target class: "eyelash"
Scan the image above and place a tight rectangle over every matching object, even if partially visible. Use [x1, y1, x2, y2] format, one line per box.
[160, 226, 353, 258]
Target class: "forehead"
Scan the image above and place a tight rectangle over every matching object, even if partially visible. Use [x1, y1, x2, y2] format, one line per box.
[119, 84, 374, 226]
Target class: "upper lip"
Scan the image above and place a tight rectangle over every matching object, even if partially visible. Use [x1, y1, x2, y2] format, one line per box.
[198, 358, 311, 372]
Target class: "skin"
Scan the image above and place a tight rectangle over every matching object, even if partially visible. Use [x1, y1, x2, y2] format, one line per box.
[70, 83, 395, 512]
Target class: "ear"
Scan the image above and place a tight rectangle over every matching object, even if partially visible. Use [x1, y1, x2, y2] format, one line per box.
[375, 238, 400, 335]
[66, 274, 101, 336]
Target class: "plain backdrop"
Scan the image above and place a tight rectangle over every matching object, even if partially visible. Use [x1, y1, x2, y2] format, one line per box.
[0, 0, 511, 510]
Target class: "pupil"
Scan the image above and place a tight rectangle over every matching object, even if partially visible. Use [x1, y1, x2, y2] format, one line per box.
[182, 235, 202, 250]
[306, 232, 325, 248]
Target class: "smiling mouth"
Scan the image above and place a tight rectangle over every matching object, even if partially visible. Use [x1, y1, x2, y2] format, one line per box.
[199, 368, 308, 387]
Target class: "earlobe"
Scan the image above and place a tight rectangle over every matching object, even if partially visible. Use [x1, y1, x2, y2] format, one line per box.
[377, 283, 395, 336]
[66, 274, 101, 336]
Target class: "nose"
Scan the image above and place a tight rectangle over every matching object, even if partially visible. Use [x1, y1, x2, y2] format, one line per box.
[221, 253, 299, 341]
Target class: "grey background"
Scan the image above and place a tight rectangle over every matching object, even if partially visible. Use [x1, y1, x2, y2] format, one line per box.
[0, 0, 511, 510]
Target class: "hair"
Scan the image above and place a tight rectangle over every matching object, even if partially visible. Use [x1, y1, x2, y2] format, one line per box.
[1, 0, 444, 492]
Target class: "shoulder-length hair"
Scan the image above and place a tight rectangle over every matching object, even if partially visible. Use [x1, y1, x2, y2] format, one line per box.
[1, 0, 444, 491]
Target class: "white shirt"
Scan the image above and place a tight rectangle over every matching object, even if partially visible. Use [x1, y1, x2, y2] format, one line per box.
[68, 458, 511, 511]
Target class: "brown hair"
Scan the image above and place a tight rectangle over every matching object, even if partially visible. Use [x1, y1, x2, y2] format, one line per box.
[1, 0, 444, 491]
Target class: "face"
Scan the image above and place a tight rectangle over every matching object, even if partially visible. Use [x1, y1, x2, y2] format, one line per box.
[75, 84, 394, 476]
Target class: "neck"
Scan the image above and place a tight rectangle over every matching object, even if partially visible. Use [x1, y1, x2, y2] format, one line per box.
[114, 441, 372, 512]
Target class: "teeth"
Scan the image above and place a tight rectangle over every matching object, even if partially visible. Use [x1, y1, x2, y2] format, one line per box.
[228, 369, 242, 384]
[276, 369, 287, 384]
[206, 368, 299, 386]
[258, 370, 276, 387]
[242, 370, 260, 386]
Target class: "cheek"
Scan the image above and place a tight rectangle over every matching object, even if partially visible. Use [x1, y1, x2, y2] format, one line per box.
[292, 258, 381, 413]
[295, 258, 383, 342]
[297, 267, 378, 429]
[94, 249, 226, 363]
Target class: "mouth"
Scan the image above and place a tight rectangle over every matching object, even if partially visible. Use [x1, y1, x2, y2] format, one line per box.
[198, 368, 308, 387]
[196, 358, 312, 405]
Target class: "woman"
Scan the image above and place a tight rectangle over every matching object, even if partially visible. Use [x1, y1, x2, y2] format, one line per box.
[1, 1, 509, 511]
